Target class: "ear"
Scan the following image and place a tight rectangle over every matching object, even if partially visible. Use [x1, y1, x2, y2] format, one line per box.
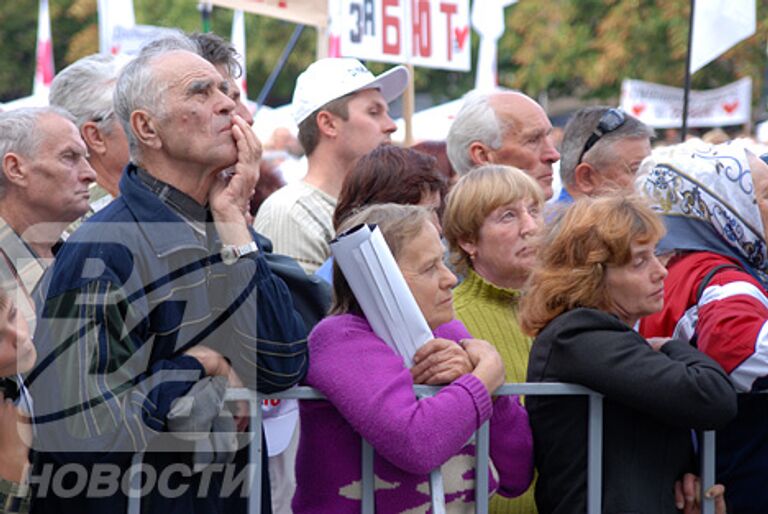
[458, 238, 477, 260]
[572, 162, 601, 196]
[468, 141, 494, 166]
[130, 110, 161, 151]
[81, 121, 107, 157]
[1, 153, 28, 188]
[315, 110, 339, 139]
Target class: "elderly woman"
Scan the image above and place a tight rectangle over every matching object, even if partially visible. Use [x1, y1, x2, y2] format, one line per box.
[520, 195, 736, 514]
[442, 164, 543, 513]
[443, 164, 543, 383]
[293, 203, 533, 513]
[639, 142, 768, 513]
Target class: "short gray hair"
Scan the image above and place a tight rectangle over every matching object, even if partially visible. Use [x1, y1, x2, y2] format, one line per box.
[113, 31, 198, 162]
[559, 107, 654, 187]
[49, 53, 129, 134]
[447, 91, 511, 175]
[0, 106, 75, 197]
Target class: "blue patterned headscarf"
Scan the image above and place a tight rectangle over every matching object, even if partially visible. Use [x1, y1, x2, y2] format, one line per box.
[640, 140, 768, 289]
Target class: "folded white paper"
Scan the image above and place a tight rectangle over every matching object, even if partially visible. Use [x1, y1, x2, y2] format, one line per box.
[330, 224, 433, 368]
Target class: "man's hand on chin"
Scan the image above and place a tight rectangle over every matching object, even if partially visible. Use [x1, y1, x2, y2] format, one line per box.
[210, 114, 261, 242]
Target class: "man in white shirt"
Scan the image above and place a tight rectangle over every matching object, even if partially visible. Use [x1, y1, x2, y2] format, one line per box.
[254, 58, 408, 273]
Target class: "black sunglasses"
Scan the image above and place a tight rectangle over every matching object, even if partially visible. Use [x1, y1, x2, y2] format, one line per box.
[578, 108, 626, 163]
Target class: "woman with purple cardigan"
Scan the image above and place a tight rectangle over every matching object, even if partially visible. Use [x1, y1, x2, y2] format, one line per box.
[292, 203, 534, 513]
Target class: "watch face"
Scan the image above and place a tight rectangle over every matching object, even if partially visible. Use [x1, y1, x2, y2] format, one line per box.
[221, 246, 238, 265]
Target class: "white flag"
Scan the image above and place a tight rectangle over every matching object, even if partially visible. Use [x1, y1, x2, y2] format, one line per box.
[98, 0, 136, 55]
[471, 0, 517, 91]
[33, 0, 54, 97]
[231, 9, 248, 101]
[690, 0, 755, 74]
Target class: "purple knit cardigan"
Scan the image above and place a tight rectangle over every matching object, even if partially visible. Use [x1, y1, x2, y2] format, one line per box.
[292, 314, 533, 513]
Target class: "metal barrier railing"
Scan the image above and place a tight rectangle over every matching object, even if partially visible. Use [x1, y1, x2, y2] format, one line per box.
[227, 383, 611, 514]
[123, 383, 718, 513]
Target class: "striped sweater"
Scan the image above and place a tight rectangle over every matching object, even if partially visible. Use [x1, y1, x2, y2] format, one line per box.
[253, 181, 336, 274]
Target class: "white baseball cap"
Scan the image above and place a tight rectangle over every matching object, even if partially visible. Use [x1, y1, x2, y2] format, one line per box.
[292, 57, 410, 125]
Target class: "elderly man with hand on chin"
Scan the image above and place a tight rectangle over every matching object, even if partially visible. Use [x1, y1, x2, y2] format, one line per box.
[28, 39, 307, 514]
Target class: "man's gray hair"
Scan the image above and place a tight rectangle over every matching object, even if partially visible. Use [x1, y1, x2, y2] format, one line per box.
[113, 30, 198, 162]
[49, 53, 130, 134]
[559, 106, 654, 187]
[0, 106, 75, 197]
[446, 91, 512, 175]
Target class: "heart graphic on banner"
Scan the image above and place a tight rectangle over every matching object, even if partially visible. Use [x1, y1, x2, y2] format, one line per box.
[723, 100, 739, 114]
[455, 26, 469, 50]
[631, 104, 646, 116]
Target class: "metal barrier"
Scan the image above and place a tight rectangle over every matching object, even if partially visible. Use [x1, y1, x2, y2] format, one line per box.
[124, 383, 718, 513]
[226, 382, 613, 514]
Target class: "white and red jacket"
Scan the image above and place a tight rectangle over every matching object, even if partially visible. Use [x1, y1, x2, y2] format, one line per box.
[640, 251, 768, 392]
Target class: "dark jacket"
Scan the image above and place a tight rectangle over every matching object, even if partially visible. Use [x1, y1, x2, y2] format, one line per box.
[526, 308, 736, 514]
[28, 164, 308, 514]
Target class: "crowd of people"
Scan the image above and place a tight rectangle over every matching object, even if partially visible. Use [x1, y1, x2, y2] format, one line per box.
[0, 26, 766, 514]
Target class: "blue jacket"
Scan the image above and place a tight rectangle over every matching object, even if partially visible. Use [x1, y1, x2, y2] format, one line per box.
[29, 164, 308, 513]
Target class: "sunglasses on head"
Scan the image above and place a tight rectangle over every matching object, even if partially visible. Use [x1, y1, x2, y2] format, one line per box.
[578, 108, 627, 164]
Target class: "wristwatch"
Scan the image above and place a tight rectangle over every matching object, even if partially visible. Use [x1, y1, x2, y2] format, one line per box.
[220, 241, 259, 265]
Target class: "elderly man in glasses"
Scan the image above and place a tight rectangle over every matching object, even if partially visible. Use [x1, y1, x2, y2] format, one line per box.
[555, 106, 653, 203]
[446, 90, 561, 199]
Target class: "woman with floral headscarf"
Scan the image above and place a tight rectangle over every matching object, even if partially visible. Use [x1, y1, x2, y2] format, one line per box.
[640, 140, 768, 513]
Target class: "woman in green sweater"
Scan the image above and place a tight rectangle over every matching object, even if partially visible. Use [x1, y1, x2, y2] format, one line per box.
[443, 164, 544, 514]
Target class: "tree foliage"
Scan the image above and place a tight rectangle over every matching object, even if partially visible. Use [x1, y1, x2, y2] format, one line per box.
[501, 0, 768, 111]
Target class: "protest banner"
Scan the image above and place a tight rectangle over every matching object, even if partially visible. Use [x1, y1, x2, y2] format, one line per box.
[620, 77, 751, 129]
[110, 25, 181, 55]
[334, 0, 470, 71]
[209, 0, 329, 27]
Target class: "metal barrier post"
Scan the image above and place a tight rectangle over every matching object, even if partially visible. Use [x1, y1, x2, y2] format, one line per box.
[361, 440, 375, 514]
[475, 421, 490, 514]
[700, 431, 716, 514]
[428, 469, 447, 514]
[249, 392, 262, 514]
[587, 394, 603, 514]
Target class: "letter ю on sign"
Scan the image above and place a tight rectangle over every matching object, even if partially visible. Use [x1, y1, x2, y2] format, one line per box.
[412, 0, 431, 58]
[382, 0, 401, 55]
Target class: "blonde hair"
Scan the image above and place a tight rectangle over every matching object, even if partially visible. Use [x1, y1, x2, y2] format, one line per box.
[519, 195, 665, 336]
[442, 164, 544, 274]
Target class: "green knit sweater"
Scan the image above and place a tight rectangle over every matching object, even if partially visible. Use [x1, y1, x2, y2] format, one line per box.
[454, 268, 538, 514]
[454, 269, 532, 384]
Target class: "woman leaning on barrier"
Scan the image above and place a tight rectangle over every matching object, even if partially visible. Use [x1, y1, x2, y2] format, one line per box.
[293, 203, 534, 513]
[442, 164, 544, 514]
[520, 195, 736, 514]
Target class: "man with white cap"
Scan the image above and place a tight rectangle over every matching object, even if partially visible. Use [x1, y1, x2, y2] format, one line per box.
[254, 58, 409, 273]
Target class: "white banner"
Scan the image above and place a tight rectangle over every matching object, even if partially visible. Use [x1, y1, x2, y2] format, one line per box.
[335, 0, 470, 71]
[620, 77, 751, 129]
[110, 25, 180, 55]
[209, 0, 328, 27]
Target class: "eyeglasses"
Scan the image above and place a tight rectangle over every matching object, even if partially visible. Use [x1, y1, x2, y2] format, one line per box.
[578, 108, 626, 163]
